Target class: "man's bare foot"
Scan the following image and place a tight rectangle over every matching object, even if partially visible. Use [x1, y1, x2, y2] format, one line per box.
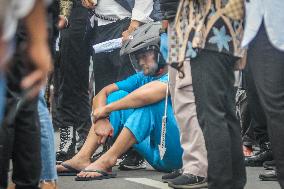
[76, 154, 117, 178]
[56, 155, 91, 172]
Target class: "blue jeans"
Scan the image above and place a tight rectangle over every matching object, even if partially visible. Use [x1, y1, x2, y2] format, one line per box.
[0, 73, 6, 125]
[108, 90, 183, 172]
[38, 90, 58, 181]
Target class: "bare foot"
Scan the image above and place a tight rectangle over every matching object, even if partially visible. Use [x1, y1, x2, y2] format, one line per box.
[76, 154, 116, 178]
[56, 156, 91, 172]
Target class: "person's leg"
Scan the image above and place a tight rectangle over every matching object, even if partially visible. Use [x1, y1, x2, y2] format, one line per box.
[77, 99, 183, 178]
[38, 90, 57, 184]
[56, 6, 90, 162]
[170, 61, 208, 177]
[12, 97, 41, 189]
[247, 24, 284, 188]
[191, 49, 246, 189]
[57, 90, 132, 172]
[244, 53, 273, 166]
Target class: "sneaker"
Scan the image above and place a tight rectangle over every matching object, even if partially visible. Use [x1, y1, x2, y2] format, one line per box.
[168, 173, 208, 189]
[162, 169, 183, 183]
[118, 149, 146, 170]
[245, 142, 273, 167]
[263, 160, 276, 170]
[259, 169, 277, 181]
[56, 126, 76, 163]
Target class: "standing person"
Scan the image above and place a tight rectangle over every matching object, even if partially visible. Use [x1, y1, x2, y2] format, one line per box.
[241, 0, 284, 186]
[0, 0, 53, 188]
[81, 0, 156, 170]
[158, 2, 209, 186]
[55, 0, 92, 163]
[168, 0, 247, 189]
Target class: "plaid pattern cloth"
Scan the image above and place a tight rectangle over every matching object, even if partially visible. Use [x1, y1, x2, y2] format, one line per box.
[223, 0, 245, 20]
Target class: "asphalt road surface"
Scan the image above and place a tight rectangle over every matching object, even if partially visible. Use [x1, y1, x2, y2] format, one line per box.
[55, 133, 281, 189]
[57, 166, 281, 189]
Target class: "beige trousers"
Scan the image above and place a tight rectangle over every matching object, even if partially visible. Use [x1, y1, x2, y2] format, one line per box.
[169, 61, 208, 177]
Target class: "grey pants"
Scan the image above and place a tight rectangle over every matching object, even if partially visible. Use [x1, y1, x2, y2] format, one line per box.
[169, 61, 208, 177]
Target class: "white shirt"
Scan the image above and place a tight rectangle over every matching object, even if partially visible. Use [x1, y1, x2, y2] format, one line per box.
[1, 0, 51, 42]
[242, 0, 284, 51]
[95, 0, 153, 26]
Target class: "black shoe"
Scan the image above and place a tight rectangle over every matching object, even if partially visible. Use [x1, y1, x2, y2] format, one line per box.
[118, 149, 146, 170]
[259, 169, 277, 181]
[245, 142, 273, 167]
[263, 160, 276, 170]
[56, 126, 76, 163]
[168, 173, 208, 189]
[162, 169, 183, 183]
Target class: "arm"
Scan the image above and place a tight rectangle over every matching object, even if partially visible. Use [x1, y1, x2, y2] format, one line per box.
[91, 83, 118, 144]
[92, 80, 167, 121]
[92, 83, 119, 110]
[21, 0, 53, 98]
[122, 0, 154, 41]
[107, 81, 167, 111]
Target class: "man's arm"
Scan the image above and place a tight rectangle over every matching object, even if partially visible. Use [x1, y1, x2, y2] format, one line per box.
[92, 80, 167, 121]
[122, 0, 154, 41]
[92, 83, 119, 110]
[21, 0, 53, 98]
[107, 81, 167, 111]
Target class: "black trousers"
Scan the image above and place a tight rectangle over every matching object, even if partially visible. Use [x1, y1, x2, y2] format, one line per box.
[0, 46, 41, 189]
[247, 24, 284, 188]
[244, 65, 269, 146]
[55, 5, 91, 137]
[92, 18, 135, 94]
[191, 49, 246, 189]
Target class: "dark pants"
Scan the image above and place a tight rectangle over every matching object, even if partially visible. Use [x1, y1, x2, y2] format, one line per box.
[244, 65, 269, 146]
[0, 47, 41, 189]
[92, 18, 135, 94]
[246, 24, 284, 188]
[56, 5, 91, 137]
[191, 49, 246, 189]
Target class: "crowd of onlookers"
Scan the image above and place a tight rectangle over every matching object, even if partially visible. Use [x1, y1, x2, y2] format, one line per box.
[0, 0, 283, 189]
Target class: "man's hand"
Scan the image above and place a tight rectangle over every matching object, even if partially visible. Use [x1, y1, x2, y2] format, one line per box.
[81, 0, 97, 9]
[122, 20, 142, 41]
[93, 119, 113, 144]
[92, 106, 110, 122]
[57, 15, 68, 29]
[21, 41, 53, 98]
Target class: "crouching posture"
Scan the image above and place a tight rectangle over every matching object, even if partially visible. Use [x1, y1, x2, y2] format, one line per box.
[57, 22, 183, 180]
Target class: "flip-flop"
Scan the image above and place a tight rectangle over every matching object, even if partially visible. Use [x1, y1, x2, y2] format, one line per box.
[57, 162, 81, 176]
[75, 169, 117, 181]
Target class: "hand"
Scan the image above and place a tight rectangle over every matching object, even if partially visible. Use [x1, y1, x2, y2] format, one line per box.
[122, 20, 141, 41]
[57, 15, 68, 29]
[21, 41, 53, 98]
[92, 106, 110, 122]
[81, 0, 97, 9]
[93, 119, 113, 144]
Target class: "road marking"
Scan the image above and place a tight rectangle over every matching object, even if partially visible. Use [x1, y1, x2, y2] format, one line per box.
[124, 178, 171, 189]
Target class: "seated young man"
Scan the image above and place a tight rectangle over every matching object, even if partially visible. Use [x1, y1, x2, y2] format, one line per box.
[57, 22, 183, 180]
